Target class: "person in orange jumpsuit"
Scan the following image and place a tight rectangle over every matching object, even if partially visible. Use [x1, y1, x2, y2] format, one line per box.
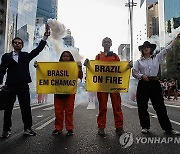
[84, 37, 124, 136]
[52, 51, 83, 136]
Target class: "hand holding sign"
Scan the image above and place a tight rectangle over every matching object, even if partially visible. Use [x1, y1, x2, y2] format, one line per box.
[83, 59, 90, 67]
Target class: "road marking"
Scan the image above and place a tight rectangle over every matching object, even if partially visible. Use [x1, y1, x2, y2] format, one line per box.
[149, 104, 180, 108]
[165, 104, 180, 108]
[35, 117, 55, 130]
[14, 103, 53, 110]
[43, 106, 54, 110]
[149, 112, 180, 126]
[122, 103, 137, 109]
[37, 115, 43, 118]
[87, 101, 96, 109]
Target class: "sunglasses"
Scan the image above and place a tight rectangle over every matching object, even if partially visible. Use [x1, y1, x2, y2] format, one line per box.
[13, 41, 22, 44]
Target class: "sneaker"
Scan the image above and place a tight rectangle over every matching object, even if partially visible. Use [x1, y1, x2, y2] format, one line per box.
[52, 129, 62, 135]
[165, 130, 180, 135]
[66, 130, 74, 136]
[1, 131, 11, 138]
[141, 129, 149, 134]
[116, 128, 125, 136]
[98, 128, 105, 136]
[24, 129, 36, 136]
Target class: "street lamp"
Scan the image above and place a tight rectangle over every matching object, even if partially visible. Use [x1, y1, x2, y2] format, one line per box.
[125, 0, 137, 61]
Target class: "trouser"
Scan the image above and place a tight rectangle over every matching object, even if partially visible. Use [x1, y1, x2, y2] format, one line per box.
[136, 80, 172, 131]
[3, 84, 32, 131]
[97, 92, 123, 128]
[54, 94, 75, 131]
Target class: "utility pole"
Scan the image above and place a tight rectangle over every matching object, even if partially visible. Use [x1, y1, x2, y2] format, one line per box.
[125, 0, 137, 61]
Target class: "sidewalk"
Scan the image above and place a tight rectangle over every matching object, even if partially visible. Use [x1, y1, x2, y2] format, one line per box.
[164, 97, 180, 106]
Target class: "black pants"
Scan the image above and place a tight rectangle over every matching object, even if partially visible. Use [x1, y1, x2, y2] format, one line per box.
[136, 80, 172, 131]
[3, 84, 32, 131]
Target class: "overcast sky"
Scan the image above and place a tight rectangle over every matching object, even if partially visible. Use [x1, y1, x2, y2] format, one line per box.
[58, 0, 151, 60]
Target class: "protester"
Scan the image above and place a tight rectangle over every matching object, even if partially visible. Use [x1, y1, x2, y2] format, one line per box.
[0, 31, 50, 138]
[52, 51, 83, 136]
[132, 34, 180, 134]
[84, 37, 128, 136]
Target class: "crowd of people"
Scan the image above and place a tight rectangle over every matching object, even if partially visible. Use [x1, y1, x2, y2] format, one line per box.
[160, 78, 179, 100]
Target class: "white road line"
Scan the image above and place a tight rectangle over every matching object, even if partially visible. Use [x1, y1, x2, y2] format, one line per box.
[122, 103, 137, 109]
[149, 104, 180, 108]
[165, 104, 180, 108]
[43, 106, 54, 110]
[149, 112, 180, 126]
[14, 103, 53, 110]
[35, 117, 55, 130]
[87, 101, 96, 109]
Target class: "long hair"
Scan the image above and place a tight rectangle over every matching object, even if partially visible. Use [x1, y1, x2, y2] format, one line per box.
[59, 51, 75, 62]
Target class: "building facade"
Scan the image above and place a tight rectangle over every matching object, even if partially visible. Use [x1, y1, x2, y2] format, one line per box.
[147, 2, 159, 38]
[118, 44, 130, 61]
[159, 0, 180, 47]
[63, 29, 75, 47]
[158, 0, 180, 83]
[36, 0, 58, 24]
[0, 0, 38, 55]
[0, 0, 8, 58]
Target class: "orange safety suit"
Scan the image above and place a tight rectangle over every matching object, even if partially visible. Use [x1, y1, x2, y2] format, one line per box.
[54, 67, 83, 131]
[95, 52, 123, 129]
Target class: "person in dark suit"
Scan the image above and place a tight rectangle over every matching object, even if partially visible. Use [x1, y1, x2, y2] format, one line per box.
[0, 31, 50, 138]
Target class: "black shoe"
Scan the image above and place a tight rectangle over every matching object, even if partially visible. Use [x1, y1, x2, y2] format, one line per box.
[98, 128, 105, 136]
[24, 129, 36, 136]
[165, 130, 180, 135]
[116, 128, 125, 136]
[1, 131, 11, 138]
[52, 129, 62, 135]
[66, 130, 74, 136]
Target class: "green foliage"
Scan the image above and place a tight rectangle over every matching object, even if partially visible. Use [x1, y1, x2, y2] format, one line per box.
[163, 41, 180, 86]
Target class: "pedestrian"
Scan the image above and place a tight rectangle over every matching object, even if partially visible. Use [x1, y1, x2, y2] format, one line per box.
[132, 34, 180, 134]
[163, 78, 168, 98]
[0, 31, 50, 138]
[38, 94, 43, 104]
[171, 79, 178, 100]
[84, 37, 127, 136]
[52, 51, 83, 136]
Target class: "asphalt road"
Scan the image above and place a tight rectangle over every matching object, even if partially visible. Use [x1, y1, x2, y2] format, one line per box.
[0, 91, 180, 154]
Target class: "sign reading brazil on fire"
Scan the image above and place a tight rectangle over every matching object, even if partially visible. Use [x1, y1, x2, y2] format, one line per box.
[86, 61, 131, 93]
[36, 62, 78, 94]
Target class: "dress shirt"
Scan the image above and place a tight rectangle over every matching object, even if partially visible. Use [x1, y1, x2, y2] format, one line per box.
[132, 44, 172, 79]
[12, 51, 19, 63]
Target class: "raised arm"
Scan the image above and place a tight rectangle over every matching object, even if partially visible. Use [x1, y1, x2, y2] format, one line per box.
[28, 32, 50, 61]
[156, 33, 180, 62]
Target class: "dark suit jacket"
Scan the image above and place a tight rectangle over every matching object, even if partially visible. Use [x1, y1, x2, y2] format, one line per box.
[0, 40, 46, 85]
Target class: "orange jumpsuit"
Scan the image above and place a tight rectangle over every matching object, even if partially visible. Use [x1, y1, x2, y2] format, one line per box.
[54, 67, 83, 131]
[95, 52, 123, 129]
